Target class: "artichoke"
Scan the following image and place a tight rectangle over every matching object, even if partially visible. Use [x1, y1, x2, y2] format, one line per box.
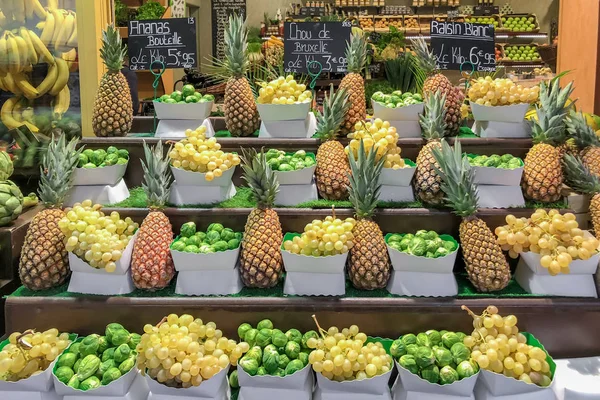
[0, 151, 13, 180]
[0, 180, 23, 226]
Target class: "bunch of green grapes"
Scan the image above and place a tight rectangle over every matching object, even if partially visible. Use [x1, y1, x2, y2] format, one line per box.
[468, 77, 539, 106]
[0, 329, 71, 382]
[257, 75, 312, 105]
[137, 314, 249, 389]
[59, 200, 138, 273]
[346, 119, 408, 170]
[283, 209, 356, 257]
[306, 316, 392, 382]
[495, 210, 599, 275]
[462, 306, 552, 387]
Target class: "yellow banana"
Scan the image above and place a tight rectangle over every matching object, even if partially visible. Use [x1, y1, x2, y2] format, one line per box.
[1, 96, 23, 130]
[0, 33, 8, 74]
[49, 56, 68, 96]
[47, 0, 58, 10]
[50, 9, 65, 46]
[22, 121, 39, 133]
[40, 11, 55, 46]
[12, 98, 23, 122]
[3, 73, 21, 94]
[56, 11, 74, 51]
[36, 21, 45, 30]
[36, 60, 57, 96]
[13, 0, 25, 23]
[13, 72, 39, 99]
[28, 30, 55, 65]
[20, 28, 38, 65]
[0, 77, 6, 91]
[53, 85, 70, 116]
[66, 12, 77, 49]
[13, 34, 30, 71]
[6, 33, 21, 74]
[31, 0, 46, 19]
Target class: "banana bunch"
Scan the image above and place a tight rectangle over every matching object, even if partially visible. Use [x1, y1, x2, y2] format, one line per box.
[0, 55, 69, 100]
[37, 8, 77, 52]
[1, 95, 39, 132]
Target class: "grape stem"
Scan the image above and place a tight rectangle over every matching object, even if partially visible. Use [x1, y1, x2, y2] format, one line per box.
[156, 316, 168, 328]
[311, 314, 328, 338]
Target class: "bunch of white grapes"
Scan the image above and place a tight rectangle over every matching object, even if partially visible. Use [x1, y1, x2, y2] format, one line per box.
[468, 77, 539, 106]
[346, 119, 408, 169]
[462, 306, 552, 387]
[138, 314, 249, 388]
[59, 200, 138, 273]
[169, 126, 241, 182]
[257, 75, 313, 105]
[495, 210, 599, 275]
[0, 329, 71, 381]
[284, 212, 356, 257]
[306, 316, 393, 382]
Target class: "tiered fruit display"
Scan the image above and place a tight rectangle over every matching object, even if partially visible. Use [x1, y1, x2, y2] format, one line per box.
[78, 147, 129, 168]
[504, 46, 541, 62]
[53, 324, 139, 390]
[171, 222, 242, 254]
[468, 77, 539, 106]
[387, 230, 457, 258]
[0, 329, 72, 381]
[372, 91, 423, 108]
[137, 314, 248, 388]
[346, 119, 409, 170]
[306, 316, 393, 382]
[465, 16, 499, 27]
[501, 16, 538, 32]
[266, 149, 316, 171]
[168, 126, 241, 182]
[283, 208, 357, 257]
[0, 150, 24, 226]
[392, 330, 479, 385]
[495, 210, 599, 275]
[156, 85, 215, 104]
[257, 75, 312, 105]
[59, 200, 139, 273]
[462, 306, 553, 387]
[469, 154, 523, 169]
[405, 17, 419, 29]
[237, 319, 310, 377]
[374, 17, 402, 30]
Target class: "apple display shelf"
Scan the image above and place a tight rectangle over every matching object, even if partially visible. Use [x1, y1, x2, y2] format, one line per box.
[155, 118, 216, 139]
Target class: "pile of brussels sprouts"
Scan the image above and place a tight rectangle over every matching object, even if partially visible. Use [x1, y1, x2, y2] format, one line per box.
[387, 231, 458, 259]
[171, 222, 243, 254]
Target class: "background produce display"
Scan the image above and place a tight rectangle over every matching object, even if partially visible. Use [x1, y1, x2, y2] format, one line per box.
[155, 85, 214, 104]
[465, 16, 499, 28]
[372, 90, 423, 108]
[171, 222, 242, 254]
[500, 15, 538, 32]
[266, 149, 315, 172]
[387, 230, 458, 259]
[504, 46, 541, 62]
[468, 154, 523, 169]
[78, 146, 129, 168]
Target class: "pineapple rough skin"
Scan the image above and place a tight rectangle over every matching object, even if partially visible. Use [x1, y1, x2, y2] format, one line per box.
[521, 143, 563, 202]
[316, 141, 351, 200]
[92, 72, 133, 137]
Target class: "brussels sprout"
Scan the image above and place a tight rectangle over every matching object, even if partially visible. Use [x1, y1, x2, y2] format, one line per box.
[417, 333, 432, 348]
[278, 354, 291, 369]
[456, 360, 478, 379]
[106, 146, 118, 155]
[442, 332, 461, 349]
[180, 222, 196, 237]
[104, 154, 119, 166]
[435, 248, 450, 258]
[256, 366, 267, 376]
[420, 365, 440, 384]
[213, 240, 229, 252]
[105, 323, 124, 343]
[285, 341, 301, 359]
[238, 323, 252, 340]
[272, 330, 288, 348]
[207, 223, 224, 233]
[372, 91, 385, 102]
[73, 359, 82, 373]
[67, 375, 80, 389]
[221, 228, 236, 242]
[56, 366, 75, 384]
[256, 329, 272, 347]
[128, 334, 141, 350]
[399, 238, 411, 251]
[245, 329, 259, 347]
[80, 335, 100, 357]
[113, 344, 131, 363]
[196, 231, 207, 242]
[298, 352, 309, 366]
[440, 330, 448, 337]
[80, 376, 101, 391]
[416, 347, 436, 368]
[69, 342, 81, 356]
[186, 235, 201, 247]
[405, 344, 419, 358]
[387, 234, 403, 243]
[264, 351, 280, 374]
[102, 348, 116, 362]
[83, 149, 95, 159]
[409, 238, 427, 256]
[401, 334, 418, 346]
[77, 355, 101, 381]
[119, 356, 136, 374]
[399, 355, 419, 374]
[227, 238, 240, 250]
[229, 370, 239, 388]
[456, 332, 467, 342]
[451, 343, 471, 364]
[97, 336, 109, 354]
[183, 245, 199, 253]
[413, 94, 423, 102]
[203, 94, 215, 101]
[98, 359, 117, 377]
[78, 153, 88, 167]
[440, 366, 459, 385]
[272, 368, 285, 377]
[58, 352, 78, 369]
[257, 320, 274, 331]
[301, 331, 318, 349]
[285, 329, 303, 344]
[206, 230, 221, 244]
[239, 356, 259, 376]
[285, 359, 305, 375]
[426, 330, 442, 346]
[390, 339, 407, 359]
[246, 346, 263, 363]
[434, 347, 453, 367]
[415, 230, 429, 239]
[443, 241, 457, 252]
[101, 367, 122, 385]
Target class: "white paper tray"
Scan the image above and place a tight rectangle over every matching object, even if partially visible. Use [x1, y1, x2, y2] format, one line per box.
[58, 373, 149, 400]
[520, 247, 600, 275]
[472, 121, 531, 138]
[146, 365, 228, 399]
[387, 243, 458, 273]
[155, 118, 216, 139]
[259, 113, 317, 138]
[275, 181, 318, 206]
[0, 358, 57, 393]
[471, 103, 529, 123]
[379, 185, 415, 202]
[393, 386, 474, 400]
[314, 369, 393, 400]
[372, 102, 424, 122]
[387, 269, 458, 296]
[257, 102, 311, 122]
[176, 267, 243, 295]
[552, 357, 600, 400]
[393, 361, 479, 397]
[274, 165, 316, 185]
[476, 369, 556, 399]
[237, 364, 313, 400]
[0, 390, 60, 400]
[170, 165, 235, 187]
[379, 167, 416, 187]
[153, 100, 213, 120]
[73, 163, 128, 186]
[171, 247, 240, 271]
[54, 366, 138, 397]
[472, 165, 523, 186]
[66, 179, 130, 207]
[515, 260, 598, 298]
[169, 182, 236, 206]
[282, 249, 348, 296]
[477, 186, 526, 209]
[388, 120, 422, 138]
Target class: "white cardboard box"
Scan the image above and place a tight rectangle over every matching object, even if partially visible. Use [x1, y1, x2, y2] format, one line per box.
[0, 358, 59, 400]
[282, 248, 348, 296]
[259, 113, 317, 138]
[257, 102, 311, 122]
[314, 369, 393, 400]
[145, 366, 228, 400]
[379, 186, 415, 202]
[155, 118, 216, 139]
[170, 165, 236, 187]
[274, 165, 316, 186]
[515, 259, 599, 298]
[54, 367, 139, 397]
[471, 103, 529, 123]
[552, 357, 600, 400]
[393, 361, 479, 397]
[73, 163, 128, 186]
[387, 242, 459, 273]
[57, 373, 149, 400]
[379, 166, 416, 187]
[66, 179, 130, 207]
[520, 250, 600, 276]
[169, 182, 236, 206]
[372, 102, 424, 122]
[477, 186, 526, 209]
[472, 165, 524, 186]
[237, 364, 313, 400]
[476, 369, 556, 400]
[171, 246, 240, 271]
[275, 181, 318, 206]
[387, 269, 458, 297]
[153, 100, 213, 121]
[472, 120, 531, 138]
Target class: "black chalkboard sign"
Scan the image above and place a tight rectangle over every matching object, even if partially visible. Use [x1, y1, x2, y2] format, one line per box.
[473, 5, 499, 16]
[430, 21, 496, 72]
[212, 0, 246, 61]
[128, 18, 197, 71]
[283, 21, 351, 74]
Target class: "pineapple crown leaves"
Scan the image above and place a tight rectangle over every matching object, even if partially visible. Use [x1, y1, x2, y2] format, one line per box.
[419, 90, 448, 141]
[100, 24, 127, 72]
[431, 139, 480, 218]
[345, 32, 368, 74]
[348, 139, 385, 219]
[240, 148, 279, 208]
[140, 140, 173, 210]
[315, 85, 351, 141]
[38, 135, 82, 208]
[410, 36, 437, 75]
[562, 153, 600, 195]
[566, 111, 600, 149]
[223, 13, 250, 79]
[530, 79, 575, 146]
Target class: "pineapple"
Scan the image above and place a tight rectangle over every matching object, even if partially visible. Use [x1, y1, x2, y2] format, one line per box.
[522, 79, 574, 202]
[347, 140, 391, 290]
[411, 37, 464, 136]
[415, 91, 447, 205]
[566, 111, 600, 178]
[18, 136, 82, 290]
[92, 24, 133, 137]
[131, 141, 175, 290]
[432, 139, 511, 292]
[239, 149, 283, 288]
[339, 32, 367, 135]
[563, 154, 600, 240]
[222, 14, 260, 137]
[315, 85, 352, 200]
